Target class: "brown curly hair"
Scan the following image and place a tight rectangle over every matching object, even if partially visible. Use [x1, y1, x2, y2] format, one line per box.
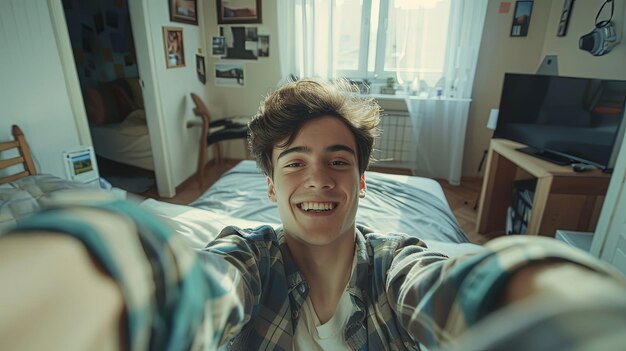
[248, 78, 381, 178]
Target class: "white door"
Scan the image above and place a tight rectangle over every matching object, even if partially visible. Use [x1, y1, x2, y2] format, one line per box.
[591, 132, 626, 275]
[597, 175, 626, 275]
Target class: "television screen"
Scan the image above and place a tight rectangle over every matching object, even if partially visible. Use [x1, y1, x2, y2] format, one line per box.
[493, 73, 626, 170]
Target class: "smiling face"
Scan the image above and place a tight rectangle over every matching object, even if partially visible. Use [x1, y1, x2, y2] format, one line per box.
[267, 116, 365, 248]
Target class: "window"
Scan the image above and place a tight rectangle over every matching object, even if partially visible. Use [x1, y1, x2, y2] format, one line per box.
[332, 0, 452, 87]
[280, 0, 486, 98]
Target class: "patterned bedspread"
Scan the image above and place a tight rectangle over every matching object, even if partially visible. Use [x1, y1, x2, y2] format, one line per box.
[0, 174, 96, 231]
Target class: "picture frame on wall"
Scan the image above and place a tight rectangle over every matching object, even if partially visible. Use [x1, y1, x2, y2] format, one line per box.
[196, 54, 206, 84]
[557, 0, 575, 37]
[163, 27, 185, 68]
[510, 1, 533, 37]
[258, 35, 269, 57]
[212, 36, 226, 56]
[215, 63, 245, 87]
[169, 0, 198, 25]
[217, 0, 262, 24]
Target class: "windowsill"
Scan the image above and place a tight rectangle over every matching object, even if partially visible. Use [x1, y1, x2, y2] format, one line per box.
[363, 93, 471, 102]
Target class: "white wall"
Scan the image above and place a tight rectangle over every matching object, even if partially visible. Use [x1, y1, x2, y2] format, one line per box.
[0, 1, 82, 178]
[136, 1, 207, 193]
[202, 0, 282, 159]
[541, 0, 626, 80]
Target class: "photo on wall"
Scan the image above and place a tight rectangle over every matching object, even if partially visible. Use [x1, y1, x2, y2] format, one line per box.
[212, 36, 226, 56]
[557, 0, 575, 37]
[510, 1, 533, 37]
[169, 0, 198, 25]
[221, 26, 258, 60]
[196, 54, 206, 84]
[163, 26, 185, 68]
[258, 35, 269, 57]
[215, 63, 245, 87]
[216, 0, 262, 24]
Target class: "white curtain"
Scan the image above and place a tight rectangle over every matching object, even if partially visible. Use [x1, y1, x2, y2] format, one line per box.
[405, 0, 487, 185]
[277, 0, 336, 81]
[277, 0, 488, 185]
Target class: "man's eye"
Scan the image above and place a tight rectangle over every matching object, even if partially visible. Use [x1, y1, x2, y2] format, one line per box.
[330, 160, 349, 166]
[285, 162, 302, 168]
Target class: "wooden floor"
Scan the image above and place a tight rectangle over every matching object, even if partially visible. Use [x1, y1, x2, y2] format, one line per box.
[144, 160, 493, 245]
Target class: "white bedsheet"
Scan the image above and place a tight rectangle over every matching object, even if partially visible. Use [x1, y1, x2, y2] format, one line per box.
[140, 160, 484, 258]
[90, 110, 154, 171]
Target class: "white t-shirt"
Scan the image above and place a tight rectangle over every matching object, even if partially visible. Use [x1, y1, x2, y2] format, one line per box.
[293, 290, 356, 351]
[293, 255, 357, 351]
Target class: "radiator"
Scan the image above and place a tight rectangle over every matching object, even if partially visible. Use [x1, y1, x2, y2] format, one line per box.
[372, 110, 413, 169]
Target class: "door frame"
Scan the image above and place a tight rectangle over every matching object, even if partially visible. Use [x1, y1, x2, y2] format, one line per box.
[47, 0, 176, 197]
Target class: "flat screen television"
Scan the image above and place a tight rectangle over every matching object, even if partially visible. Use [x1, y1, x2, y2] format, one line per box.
[493, 73, 626, 172]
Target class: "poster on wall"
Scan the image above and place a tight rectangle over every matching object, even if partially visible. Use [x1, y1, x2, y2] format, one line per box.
[510, 1, 533, 37]
[221, 26, 258, 59]
[557, 0, 575, 37]
[214, 63, 245, 87]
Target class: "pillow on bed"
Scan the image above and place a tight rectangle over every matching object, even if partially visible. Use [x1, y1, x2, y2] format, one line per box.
[125, 77, 144, 109]
[84, 79, 140, 125]
[99, 80, 137, 123]
[83, 87, 107, 125]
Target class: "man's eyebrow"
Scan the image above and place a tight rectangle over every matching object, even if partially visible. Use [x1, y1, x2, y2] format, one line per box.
[326, 144, 355, 155]
[277, 144, 355, 160]
[277, 146, 310, 160]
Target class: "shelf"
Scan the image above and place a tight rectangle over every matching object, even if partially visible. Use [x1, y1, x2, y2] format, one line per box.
[476, 139, 611, 236]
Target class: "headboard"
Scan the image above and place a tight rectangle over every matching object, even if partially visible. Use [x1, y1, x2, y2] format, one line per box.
[0, 125, 37, 184]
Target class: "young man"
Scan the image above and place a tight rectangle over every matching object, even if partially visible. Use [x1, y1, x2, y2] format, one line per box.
[201, 79, 626, 350]
[2, 79, 625, 351]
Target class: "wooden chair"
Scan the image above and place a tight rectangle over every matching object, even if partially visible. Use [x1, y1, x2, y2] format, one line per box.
[0, 125, 37, 184]
[189, 93, 248, 188]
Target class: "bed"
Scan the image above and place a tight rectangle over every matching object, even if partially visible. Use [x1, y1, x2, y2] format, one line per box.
[84, 78, 155, 171]
[140, 160, 482, 256]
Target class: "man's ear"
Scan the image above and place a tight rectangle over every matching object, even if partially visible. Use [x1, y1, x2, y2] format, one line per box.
[359, 174, 366, 198]
[267, 176, 277, 202]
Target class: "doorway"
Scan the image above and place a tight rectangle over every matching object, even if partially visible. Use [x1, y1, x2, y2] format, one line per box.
[62, 0, 156, 194]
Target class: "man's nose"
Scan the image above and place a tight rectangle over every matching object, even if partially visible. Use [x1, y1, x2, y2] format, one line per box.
[304, 164, 334, 189]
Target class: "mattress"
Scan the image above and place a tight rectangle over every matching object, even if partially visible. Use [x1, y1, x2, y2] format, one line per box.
[141, 160, 481, 257]
[90, 110, 155, 171]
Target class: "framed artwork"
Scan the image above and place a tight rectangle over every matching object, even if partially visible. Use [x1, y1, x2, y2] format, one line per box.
[258, 35, 269, 57]
[557, 0, 575, 37]
[510, 1, 533, 37]
[196, 54, 206, 84]
[163, 27, 185, 68]
[215, 63, 245, 87]
[212, 36, 226, 56]
[217, 0, 262, 24]
[169, 0, 198, 25]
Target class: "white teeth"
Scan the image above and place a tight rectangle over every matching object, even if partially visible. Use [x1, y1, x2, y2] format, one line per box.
[300, 202, 336, 211]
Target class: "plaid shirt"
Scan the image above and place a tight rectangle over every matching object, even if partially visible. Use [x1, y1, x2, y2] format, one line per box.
[7, 199, 626, 350]
[202, 224, 626, 350]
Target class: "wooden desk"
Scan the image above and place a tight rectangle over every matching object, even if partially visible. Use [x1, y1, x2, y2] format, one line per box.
[476, 139, 611, 236]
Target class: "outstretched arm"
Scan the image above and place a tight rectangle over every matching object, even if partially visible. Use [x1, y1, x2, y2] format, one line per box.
[387, 235, 626, 349]
[0, 199, 245, 350]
